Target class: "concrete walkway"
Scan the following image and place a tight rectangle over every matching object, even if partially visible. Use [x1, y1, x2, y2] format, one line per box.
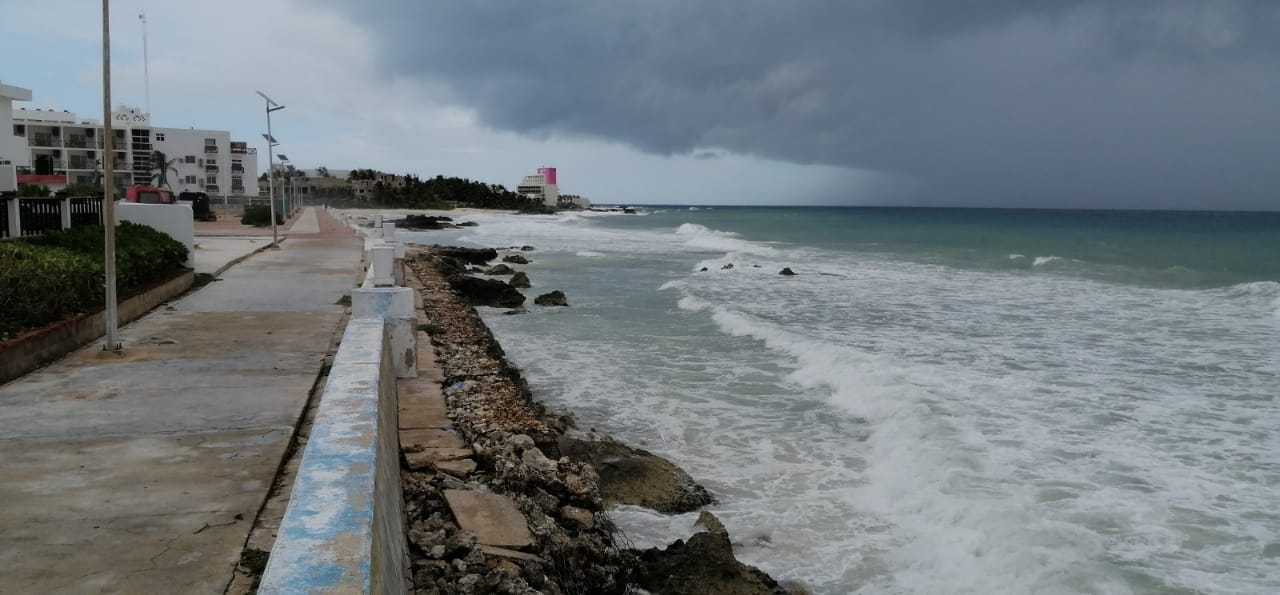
[0, 208, 362, 594]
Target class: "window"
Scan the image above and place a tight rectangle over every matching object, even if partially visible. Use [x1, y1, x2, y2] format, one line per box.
[154, 133, 165, 142]
[207, 158, 217, 165]
[13, 124, 24, 135]
[184, 175, 197, 184]
[204, 138, 216, 146]
[184, 155, 196, 164]
[206, 175, 218, 184]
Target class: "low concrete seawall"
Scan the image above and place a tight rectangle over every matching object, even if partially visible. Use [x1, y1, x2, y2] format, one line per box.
[258, 318, 410, 594]
[258, 216, 414, 594]
[0, 270, 194, 385]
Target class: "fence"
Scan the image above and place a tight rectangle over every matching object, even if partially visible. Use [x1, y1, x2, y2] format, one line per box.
[1, 196, 105, 240]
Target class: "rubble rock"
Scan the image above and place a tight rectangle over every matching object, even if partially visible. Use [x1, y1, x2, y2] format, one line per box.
[533, 291, 569, 307]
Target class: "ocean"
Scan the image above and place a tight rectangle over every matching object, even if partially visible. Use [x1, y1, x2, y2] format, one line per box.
[399, 206, 1280, 595]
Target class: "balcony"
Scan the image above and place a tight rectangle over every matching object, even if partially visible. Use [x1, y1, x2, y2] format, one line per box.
[67, 158, 94, 170]
[205, 165, 219, 173]
[206, 185, 220, 193]
[231, 186, 245, 195]
[31, 134, 61, 148]
[230, 141, 248, 154]
[65, 136, 93, 149]
[231, 165, 245, 174]
[204, 145, 218, 154]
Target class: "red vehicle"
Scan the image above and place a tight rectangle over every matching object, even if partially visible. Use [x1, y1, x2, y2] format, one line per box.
[124, 185, 175, 204]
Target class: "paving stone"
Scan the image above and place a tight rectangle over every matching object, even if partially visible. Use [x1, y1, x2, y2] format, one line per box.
[398, 405, 450, 430]
[434, 458, 477, 478]
[443, 490, 535, 549]
[400, 429, 465, 450]
[405, 448, 474, 471]
[478, 545, 544, 563]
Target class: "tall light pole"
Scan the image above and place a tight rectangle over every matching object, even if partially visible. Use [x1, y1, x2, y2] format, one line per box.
[138, 12, 150, 118]
[278, 154, 291, 216]
[256, 91, 284, 246]
[102, 0, 121, 352]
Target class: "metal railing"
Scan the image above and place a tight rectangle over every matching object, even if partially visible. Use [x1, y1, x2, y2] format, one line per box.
[1, 196, 105, 240]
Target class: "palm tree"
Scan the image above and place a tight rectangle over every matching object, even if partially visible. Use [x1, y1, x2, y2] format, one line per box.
[147, 150, 179, 189]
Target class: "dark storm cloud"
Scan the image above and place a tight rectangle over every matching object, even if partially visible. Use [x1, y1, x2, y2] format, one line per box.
[322, 1, 1280, 208]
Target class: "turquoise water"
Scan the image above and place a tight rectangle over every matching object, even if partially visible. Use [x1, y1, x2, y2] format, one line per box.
[401, 207, 1280, 595]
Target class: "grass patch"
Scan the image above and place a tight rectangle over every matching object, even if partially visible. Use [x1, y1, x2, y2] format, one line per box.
[238, 547, 270, 590]
[417, 323, 444, 335]
[336, 294, 352, 307]
[192, 272, 216, 288]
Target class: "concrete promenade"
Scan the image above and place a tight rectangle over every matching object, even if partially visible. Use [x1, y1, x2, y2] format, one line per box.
[0, 208, 362, 594]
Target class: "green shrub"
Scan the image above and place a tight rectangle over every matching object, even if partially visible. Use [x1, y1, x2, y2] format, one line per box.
[0, 243, 102, 337]
[1, 222, 189, 338]
[241, 204, 283, 227]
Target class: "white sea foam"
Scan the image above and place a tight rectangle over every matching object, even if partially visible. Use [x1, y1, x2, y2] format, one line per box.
[576, 250, 606, 258]
[1032, 255, 1062, 266]
[1008, 253, 1026, 260]
[675, 223, 781, 257]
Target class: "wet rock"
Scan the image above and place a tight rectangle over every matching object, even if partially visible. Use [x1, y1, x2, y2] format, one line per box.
[533, 291, 569, 307]
[485, 264, 516, 275]
[503, 254, 530, 265]
[458, 221, 479, 227]
[398, 214, 455, 230]
[700, 267, 709, 272]
[779, 267, 796, 276]
[447, 276, 526, 308]
[510, 272, 531, 288]
[520, 245, 536, 252]
[434, 246, 499, 265]
[623, 208, 637, 214]
[503, 306, 528, 315]
[721, 263, 734, 270]
[631, 512, 789, 595]
[560, 437, 714, 513]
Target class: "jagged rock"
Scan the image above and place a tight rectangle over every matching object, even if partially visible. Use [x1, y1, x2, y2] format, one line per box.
[503, 254, 530, 264]
[522, 448, 558, 474]
[561, 506, 594, 529]
[510, 434, 537, 452]
[398, 214, 455, 230]
[560, 437, 714, 513]
[458, 221, 479, 227]
[623, 208, 637, 214]
[520, 245, 536, 252]
[447, 276, 526, 308]
[721, 263, 734, 270]
[631, 512, 789, 595]
[510, 272, 531, 288]
[434, 246, 499, 265]
[485, 264, 516, 275]
[700, 267, 709, 272]
[503, 306, 527, 315]
[533, 291, 568, 307]
[779, 267, 796, 276]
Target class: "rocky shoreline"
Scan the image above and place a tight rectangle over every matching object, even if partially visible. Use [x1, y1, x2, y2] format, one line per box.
[401, 246, 802, 594]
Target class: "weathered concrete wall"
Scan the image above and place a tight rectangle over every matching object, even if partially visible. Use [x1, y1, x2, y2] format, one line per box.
[117, 202, 195, 267]
[257, 317, 410, 594]
[0, 270, 194, 385]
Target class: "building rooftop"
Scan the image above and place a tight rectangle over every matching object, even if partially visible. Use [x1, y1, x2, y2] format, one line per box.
[0, 82, 33, 102]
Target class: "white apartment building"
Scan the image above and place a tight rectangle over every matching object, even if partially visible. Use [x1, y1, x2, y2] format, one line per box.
[517, 173, 559, 208]
[10, 106, 258, 197]
[0, 82, 33, 192]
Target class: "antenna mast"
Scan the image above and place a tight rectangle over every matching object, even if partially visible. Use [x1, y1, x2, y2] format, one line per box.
[139, 12, 150, 117]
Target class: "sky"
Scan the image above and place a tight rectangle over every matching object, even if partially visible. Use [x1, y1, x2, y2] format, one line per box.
[2, 0, 1278, 209]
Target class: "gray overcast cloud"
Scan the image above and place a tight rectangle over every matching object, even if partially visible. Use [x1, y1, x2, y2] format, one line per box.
[321, 1, 1280, 209]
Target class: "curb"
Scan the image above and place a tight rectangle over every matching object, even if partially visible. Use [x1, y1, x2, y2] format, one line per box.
[209, 236, 289, 278]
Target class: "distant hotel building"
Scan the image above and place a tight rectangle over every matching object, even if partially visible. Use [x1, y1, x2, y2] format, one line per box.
[6, 100, 258, 197]
[0, 82, 33, 192]
[518, 166, 559, 208]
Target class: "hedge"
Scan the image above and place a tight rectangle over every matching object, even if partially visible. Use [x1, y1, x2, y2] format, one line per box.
[0, 222, 189, 338]
[241, 204, 283, 227]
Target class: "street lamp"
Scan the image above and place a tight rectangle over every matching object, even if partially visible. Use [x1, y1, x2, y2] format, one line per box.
[278, 154, 291, 216]
[256, 90, 285, 246]
[101, 0, 121, 352]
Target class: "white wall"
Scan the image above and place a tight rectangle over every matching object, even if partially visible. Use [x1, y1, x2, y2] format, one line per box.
[117, 202, 195, 267]
[1, 84, 33, 170]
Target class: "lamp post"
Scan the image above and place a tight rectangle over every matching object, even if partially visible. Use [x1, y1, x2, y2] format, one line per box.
[256, 91, 284, 246]
[102, 0, 121, 352]
[278, 154, 291, 216]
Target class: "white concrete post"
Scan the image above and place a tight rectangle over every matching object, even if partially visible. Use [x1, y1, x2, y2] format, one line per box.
[370, 245, 395, 287]
[373, 214, 383, 228]
[382, 222, 396, 242]
[6, 198, 19, 238]
[351, 286, 418, 378]
[60, 197, 73, 229]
